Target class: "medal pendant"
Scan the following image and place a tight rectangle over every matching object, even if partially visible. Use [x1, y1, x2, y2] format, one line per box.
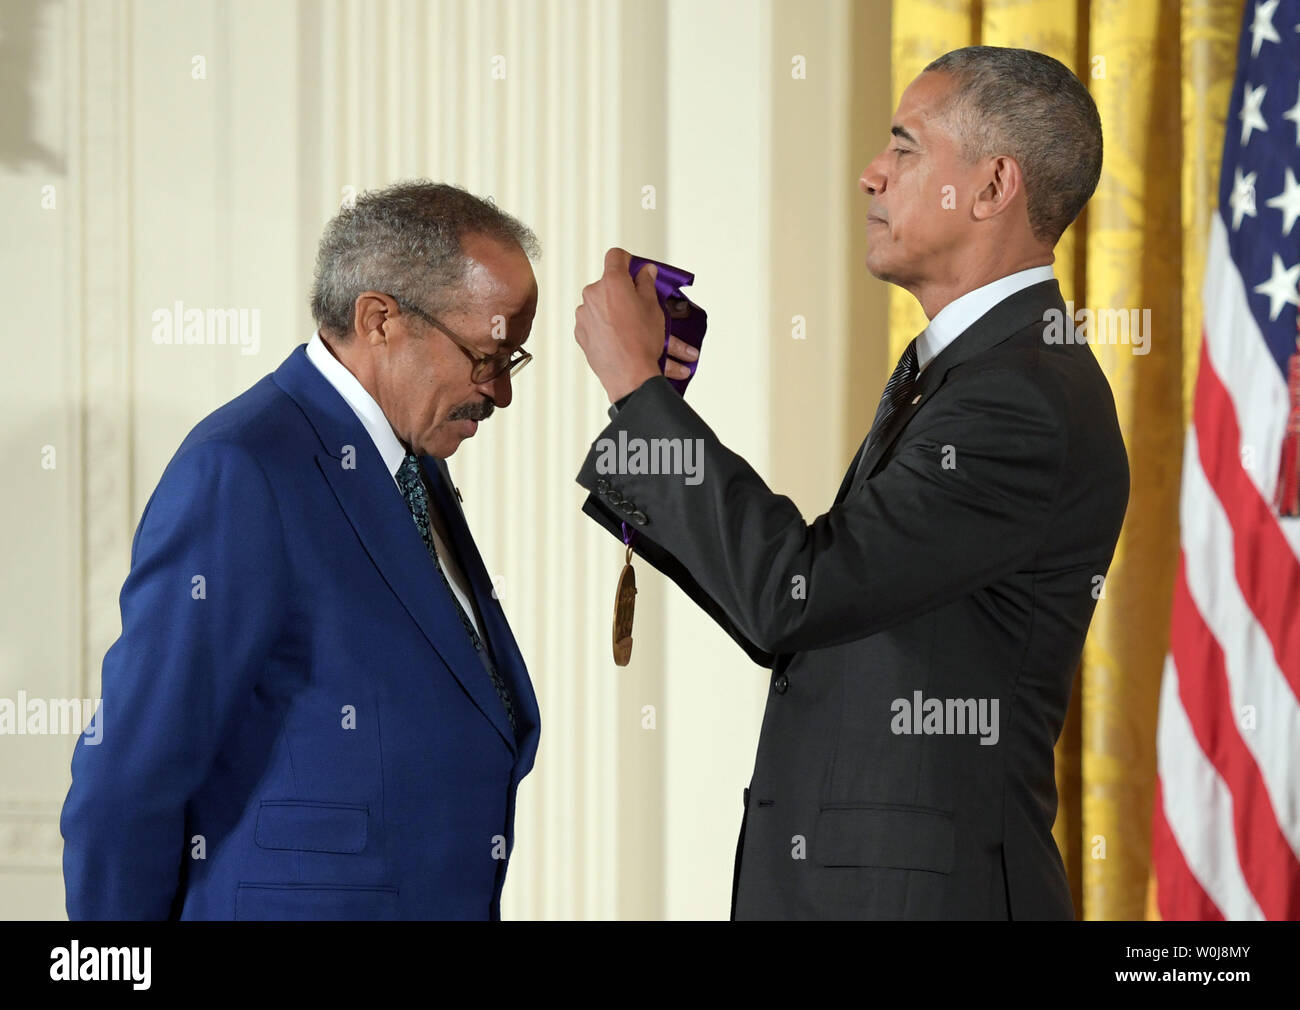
[612, 544, 637, 666]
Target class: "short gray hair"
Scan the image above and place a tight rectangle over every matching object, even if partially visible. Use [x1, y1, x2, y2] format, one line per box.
[309, 180, 541, 338]
[923, 46, 1102, 245]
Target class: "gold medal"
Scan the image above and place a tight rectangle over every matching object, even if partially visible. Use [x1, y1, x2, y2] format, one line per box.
[612, 543, 637, 666]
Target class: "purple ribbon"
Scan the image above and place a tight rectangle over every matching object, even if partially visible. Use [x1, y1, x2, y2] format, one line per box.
[619, 255, 707, 547]
[628, 255, 707, 396]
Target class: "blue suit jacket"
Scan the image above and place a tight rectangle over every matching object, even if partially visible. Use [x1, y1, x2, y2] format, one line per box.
[60, 345, 540, 920]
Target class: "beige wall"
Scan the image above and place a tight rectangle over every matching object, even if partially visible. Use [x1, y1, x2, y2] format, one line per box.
[0, 0, 890, 920]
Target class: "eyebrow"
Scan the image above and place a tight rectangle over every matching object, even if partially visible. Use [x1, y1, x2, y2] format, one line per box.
[891, 125, 920, 145]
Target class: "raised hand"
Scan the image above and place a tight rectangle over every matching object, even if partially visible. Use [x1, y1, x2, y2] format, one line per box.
[574, 247, 699, 402]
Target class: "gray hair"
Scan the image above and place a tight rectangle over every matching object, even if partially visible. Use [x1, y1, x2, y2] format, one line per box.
[923, 46, 1102, 245]
[309, 180, 541, 338]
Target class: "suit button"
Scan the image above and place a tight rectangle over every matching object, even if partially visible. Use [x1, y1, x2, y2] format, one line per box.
[773, 674, 789, 694]
[631, 510, 648, 525]
[595, 478, 610, 494]
[617, 501, 635, 515]
[607, 489, 625, 505]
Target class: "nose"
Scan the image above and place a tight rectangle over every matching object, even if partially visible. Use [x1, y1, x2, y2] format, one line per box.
[478, 371, 512, 410]
[859, 153, 887, 196]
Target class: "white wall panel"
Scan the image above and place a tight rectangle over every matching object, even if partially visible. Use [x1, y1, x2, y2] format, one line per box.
[0, 0, 887, 920]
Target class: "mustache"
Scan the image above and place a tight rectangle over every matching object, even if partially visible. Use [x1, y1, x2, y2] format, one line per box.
[447, 398, 495, 422]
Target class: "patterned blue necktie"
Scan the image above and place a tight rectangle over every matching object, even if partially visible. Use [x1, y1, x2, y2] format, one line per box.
[395, 452, 517, 734]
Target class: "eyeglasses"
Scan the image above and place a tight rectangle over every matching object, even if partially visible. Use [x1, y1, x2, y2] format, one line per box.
[391, 296, 533, 383]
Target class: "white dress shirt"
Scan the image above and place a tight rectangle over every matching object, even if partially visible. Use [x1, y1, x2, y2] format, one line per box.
[305, 331, 486, 640]
[916, 265, 1056, 372]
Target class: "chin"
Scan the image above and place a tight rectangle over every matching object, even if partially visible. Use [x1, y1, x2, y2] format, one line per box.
[430, 436, 462, 459]
[865, 250, 916, 287]
[864, 254, 892, 282]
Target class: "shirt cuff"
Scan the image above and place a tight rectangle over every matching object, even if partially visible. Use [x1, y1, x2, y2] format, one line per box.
[606, 380, 652, 419]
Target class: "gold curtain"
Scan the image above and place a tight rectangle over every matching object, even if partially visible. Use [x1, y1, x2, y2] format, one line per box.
[888, 0, 1241, 919]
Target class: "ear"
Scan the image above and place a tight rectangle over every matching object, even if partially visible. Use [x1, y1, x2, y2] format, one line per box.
[354, 291, 400, 346]
[971, 154, 1024, 223]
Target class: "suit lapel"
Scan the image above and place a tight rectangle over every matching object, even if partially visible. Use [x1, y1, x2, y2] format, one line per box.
[273, 346, 518, 756]
[833, 435, 870, 506]
[838, 280, 1066, 499]
[425, 457, 540, 768]
[853, 372, 931, 481]
[834, 329, 926, 506]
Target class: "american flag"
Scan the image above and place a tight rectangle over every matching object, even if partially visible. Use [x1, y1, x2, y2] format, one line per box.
[1151, 0, 1300, 919]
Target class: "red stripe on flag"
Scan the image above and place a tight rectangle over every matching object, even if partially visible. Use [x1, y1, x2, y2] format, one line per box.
[1194, 338, 1300, 703]
[1169, 553, 1300, 919]
[1151, 776, 1225, 920]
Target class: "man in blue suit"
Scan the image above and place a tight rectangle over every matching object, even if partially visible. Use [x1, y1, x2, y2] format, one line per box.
[60, 181, 541, 920]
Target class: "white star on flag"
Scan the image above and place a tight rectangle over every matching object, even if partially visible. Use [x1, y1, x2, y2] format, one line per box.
[1283, 80, 1300, 144]
[1253, 252, 1300, 320]
[1230, 167, 1258, 230]
[1250, 0, 1281, 57]
[1266, 167, 1300, 235]
[1240, 82, 1270, 144]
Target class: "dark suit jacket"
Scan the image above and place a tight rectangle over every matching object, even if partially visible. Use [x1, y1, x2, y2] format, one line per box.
[61, 345, 539, 919]
[576, 279, 1129, 920]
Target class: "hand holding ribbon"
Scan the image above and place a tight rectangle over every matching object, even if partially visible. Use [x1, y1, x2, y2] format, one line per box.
[627, 253, 707, 396]
[576, 246, 709, 668]
[574, 247, 701, 402]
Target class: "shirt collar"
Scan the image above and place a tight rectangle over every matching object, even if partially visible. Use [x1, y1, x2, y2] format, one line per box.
[916, 265, 1056, 372]
[304, 330, 408, 478]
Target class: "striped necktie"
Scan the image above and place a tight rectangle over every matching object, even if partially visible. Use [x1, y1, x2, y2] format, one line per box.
[835, 336, 922, 506]
[866, 337, 920, 454]
[395, 452, 517, 734]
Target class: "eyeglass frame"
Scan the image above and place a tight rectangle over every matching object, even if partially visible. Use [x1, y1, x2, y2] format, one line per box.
[388, 294, 533, 383]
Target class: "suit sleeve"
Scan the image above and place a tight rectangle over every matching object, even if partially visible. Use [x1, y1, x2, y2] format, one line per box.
[576, 370, 1066, 656]
[60, 440, 289, 919]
